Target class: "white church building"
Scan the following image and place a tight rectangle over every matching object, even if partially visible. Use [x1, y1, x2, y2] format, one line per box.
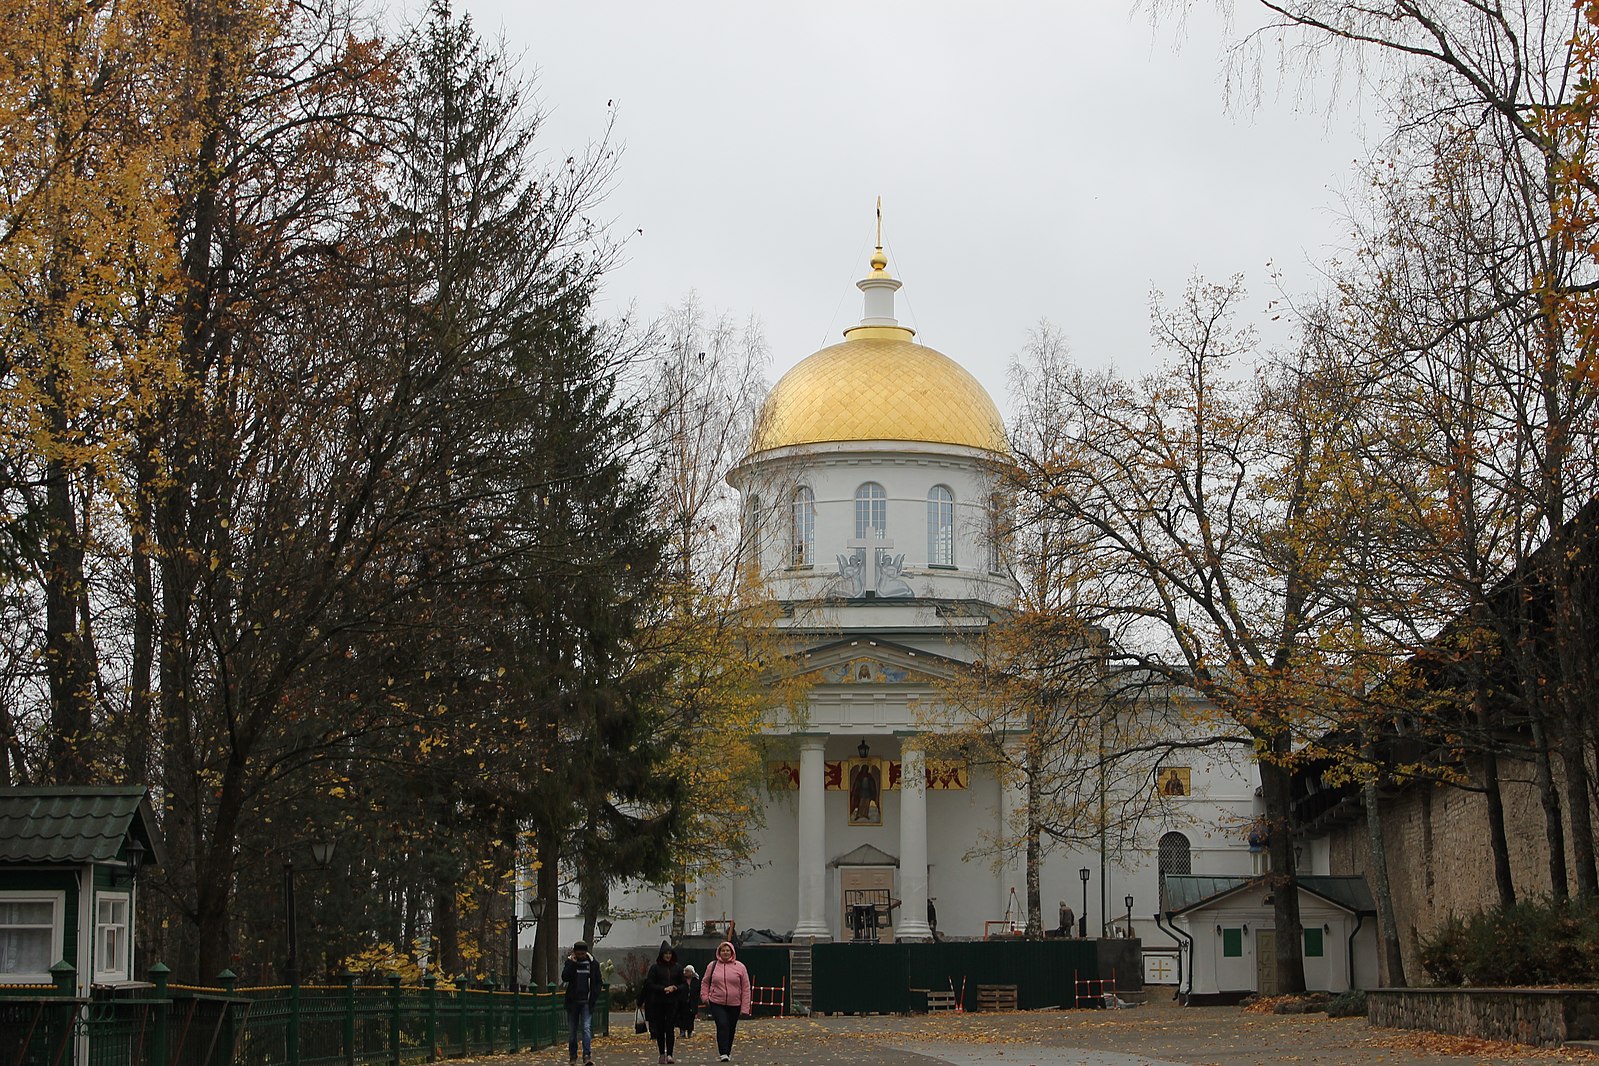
[592, 242, 1267, 972]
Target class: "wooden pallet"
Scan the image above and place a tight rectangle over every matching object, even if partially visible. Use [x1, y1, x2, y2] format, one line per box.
[976, 984, 1018, 1011]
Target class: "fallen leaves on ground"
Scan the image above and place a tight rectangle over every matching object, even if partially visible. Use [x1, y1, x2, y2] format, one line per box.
[1366, 1028, 1599, 1061]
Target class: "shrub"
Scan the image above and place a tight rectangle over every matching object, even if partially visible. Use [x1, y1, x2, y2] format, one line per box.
[1273, 992, 1330, 1014]
[1419, 914, 1467, 986]
[1420, 896, 1599, 986]
[1324, 990, 1366, 1017]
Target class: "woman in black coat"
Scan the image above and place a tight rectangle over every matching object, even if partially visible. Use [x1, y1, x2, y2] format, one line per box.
[642, 941, 687, 1064]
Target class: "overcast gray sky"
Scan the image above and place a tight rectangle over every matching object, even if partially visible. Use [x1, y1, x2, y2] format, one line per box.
[454, 2, 1376, 413]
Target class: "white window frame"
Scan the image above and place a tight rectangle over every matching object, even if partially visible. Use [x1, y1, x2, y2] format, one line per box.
[744, 494, 763, 577]
[854, 482, 887, 539]
[790, 486, 815, 567]
[927, 485, 955, 567]
[0, 890, 66, 984]
[987, 493, 1007, 574]
[94, 891, 131, 983]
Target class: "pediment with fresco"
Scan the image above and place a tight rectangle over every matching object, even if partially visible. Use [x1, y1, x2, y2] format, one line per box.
[789, 638, 960, 687]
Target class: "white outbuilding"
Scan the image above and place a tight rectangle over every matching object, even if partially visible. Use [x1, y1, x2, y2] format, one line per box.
[1159, 874, 1379, 1002]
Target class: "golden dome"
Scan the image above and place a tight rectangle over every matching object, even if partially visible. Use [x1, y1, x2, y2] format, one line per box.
[750, 326, 1008, 455]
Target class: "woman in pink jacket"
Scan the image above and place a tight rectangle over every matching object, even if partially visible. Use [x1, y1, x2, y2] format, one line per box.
[699, 940, 751, 1062]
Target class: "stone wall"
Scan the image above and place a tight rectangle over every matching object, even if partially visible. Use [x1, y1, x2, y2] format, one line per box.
[1322, 755, 1595, 985]
[1369, 988, 1599, 1046]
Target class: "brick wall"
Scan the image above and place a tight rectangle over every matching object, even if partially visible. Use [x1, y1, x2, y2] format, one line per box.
[1322, 756, 1594, 985]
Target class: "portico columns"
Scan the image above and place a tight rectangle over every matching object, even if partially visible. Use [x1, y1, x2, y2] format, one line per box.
[793, 734, 831, 940]
[894, 732, 933, 941]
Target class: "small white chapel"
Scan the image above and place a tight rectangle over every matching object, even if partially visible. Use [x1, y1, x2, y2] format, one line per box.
[595, 236, 1268, 968]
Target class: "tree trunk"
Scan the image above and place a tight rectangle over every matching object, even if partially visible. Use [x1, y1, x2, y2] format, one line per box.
[1357, 729, 1405, 987]
[192, 766, 248, 980]
[1530, 713, 1569, 899]
[432, 885, 460, 978]
[1473, 682, 1516, 908]
[128, 465, 155, 786]
[1259, 754, 1306, 994]
[530, 838, 560, 987]
[671, 868, 687, 941]
[1557, 663, 1598, 896]
[44, 447, 94, 784]
[0, 700, 24, 785]
[1024, 766, 1043, 938]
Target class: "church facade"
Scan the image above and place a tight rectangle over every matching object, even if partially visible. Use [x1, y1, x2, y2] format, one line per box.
[596, 244, 1265, 961]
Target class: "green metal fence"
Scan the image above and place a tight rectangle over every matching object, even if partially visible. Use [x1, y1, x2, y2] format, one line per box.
[1, 964, 607, 1066]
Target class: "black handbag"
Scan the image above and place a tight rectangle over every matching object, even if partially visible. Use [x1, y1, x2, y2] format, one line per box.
[634, 1006, 648, 1034]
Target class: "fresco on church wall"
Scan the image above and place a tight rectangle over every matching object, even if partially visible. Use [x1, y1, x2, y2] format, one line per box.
[768, 762, 800, 790]
[811, 658, 916, 684]
[1156, 766, 1192, 796]
[848, 761, 883, 824]
[766, 758, 969, 791]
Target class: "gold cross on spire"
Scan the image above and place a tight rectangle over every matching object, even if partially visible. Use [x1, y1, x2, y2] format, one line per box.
[870, 197, 888, 275]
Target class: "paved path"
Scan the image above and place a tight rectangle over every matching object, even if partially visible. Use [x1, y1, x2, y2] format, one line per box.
[468, 1002, 1598, 1066]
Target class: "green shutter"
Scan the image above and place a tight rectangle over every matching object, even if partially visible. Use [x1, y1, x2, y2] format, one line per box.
[1222, 928, 1243, 957]
[1303, 927, 1324, 957]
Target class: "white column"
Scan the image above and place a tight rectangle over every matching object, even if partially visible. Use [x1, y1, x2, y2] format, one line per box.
[997, 736, 1026, 925]
[895, 735, 933, 941]
[794, 735, 831, 940]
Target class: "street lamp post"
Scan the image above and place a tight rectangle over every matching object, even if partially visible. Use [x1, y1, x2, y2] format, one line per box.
[283, 837, 335, 986]
[508, 896, 546, 992]
[1078, 867, 1090, 939]
[1124, 894, 1134, 937]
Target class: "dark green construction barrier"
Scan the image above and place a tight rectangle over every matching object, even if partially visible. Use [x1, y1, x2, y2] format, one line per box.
[811, 939, 1133, 1015]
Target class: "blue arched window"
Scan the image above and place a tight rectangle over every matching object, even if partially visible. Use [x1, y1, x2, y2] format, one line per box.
[790, 486, 815, 566]
[927, 485, 955, 566]
[854, 482, 887, 539]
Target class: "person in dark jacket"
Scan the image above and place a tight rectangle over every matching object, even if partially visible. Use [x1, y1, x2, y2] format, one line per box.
[560, 940, 601, 1066]
[677, 964, 701, 1038]
[643, 940, 686, 1064]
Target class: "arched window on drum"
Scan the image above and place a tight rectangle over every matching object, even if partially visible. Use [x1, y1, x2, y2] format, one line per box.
[855, 482, 887, 539]
[790, 486, 815, 566]
[742, 494, 762, 578]
[927, 485, 954, 566]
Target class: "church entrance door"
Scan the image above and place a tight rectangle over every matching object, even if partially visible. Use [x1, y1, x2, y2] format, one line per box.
[840, 867, 895, 943]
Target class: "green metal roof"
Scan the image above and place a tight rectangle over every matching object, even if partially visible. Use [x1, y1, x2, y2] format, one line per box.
[0, 786, 164, 867]
[1299, 875, 1377, 914]
[1163, 874, 1375, 917]
[1162, 875, 1249, 914]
